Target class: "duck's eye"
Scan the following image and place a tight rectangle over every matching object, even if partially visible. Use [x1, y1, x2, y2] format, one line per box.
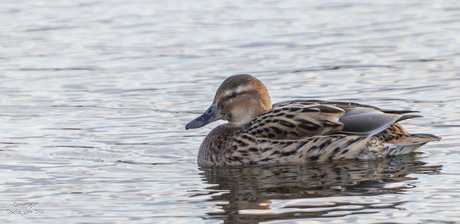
[230, 92, 238, 98]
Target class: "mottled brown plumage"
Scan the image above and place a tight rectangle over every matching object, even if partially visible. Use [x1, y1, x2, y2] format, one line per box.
[186, 74, 440, 167]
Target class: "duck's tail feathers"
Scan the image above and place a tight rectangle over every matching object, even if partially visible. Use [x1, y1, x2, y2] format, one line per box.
[385, 134, 441, 155]
[395, 114, 423, 123]
[381, 109, 419, 114]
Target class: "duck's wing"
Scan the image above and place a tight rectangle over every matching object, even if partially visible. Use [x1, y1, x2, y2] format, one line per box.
[245, 103, 345, 140]
[247, 100, 420, 140]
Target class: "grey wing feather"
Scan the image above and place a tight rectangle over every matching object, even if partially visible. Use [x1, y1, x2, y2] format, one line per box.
[338, 107, 403, 136]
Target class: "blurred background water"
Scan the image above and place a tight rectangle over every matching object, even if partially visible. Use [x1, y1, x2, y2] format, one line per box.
[0, 0, 459, 223]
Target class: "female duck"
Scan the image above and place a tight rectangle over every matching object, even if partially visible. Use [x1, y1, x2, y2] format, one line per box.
[186, 74, 440, 167]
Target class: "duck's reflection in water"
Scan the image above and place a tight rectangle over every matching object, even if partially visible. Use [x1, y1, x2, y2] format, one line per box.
[196, 154, 441, 223]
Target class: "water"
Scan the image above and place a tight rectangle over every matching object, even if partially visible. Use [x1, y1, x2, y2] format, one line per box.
[0, 0, 459, 223]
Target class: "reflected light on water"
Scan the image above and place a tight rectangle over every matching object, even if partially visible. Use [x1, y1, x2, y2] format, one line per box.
[0, 0, 459, 223]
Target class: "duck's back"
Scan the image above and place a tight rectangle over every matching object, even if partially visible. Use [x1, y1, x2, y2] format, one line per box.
[197, 100, 440, 167]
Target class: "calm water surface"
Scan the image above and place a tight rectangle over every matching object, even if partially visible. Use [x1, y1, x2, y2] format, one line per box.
[1, 0, 460, 223]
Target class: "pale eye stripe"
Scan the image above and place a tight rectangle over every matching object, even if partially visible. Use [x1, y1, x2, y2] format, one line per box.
[224, 85, 254, 96]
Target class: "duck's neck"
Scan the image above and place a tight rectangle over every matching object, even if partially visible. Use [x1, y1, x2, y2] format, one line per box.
[197, 123, 244, 167]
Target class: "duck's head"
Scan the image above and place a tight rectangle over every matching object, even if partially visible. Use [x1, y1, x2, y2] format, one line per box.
[186, 74, 272, 130]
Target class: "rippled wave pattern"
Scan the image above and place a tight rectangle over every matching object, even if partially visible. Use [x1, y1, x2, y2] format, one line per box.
[0, 0, 459, 223]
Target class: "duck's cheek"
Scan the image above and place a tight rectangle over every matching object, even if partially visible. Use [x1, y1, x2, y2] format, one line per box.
[229, 107, 257, 126]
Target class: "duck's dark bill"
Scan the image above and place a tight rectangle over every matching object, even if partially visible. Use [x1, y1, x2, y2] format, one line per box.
[185, 104, 222, 130]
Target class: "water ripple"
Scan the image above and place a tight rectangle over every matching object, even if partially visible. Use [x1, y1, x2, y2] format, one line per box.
[1, 0, 459, 223]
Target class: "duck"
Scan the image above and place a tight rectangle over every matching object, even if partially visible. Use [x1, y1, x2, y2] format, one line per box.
[186, 74, 440, 167]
